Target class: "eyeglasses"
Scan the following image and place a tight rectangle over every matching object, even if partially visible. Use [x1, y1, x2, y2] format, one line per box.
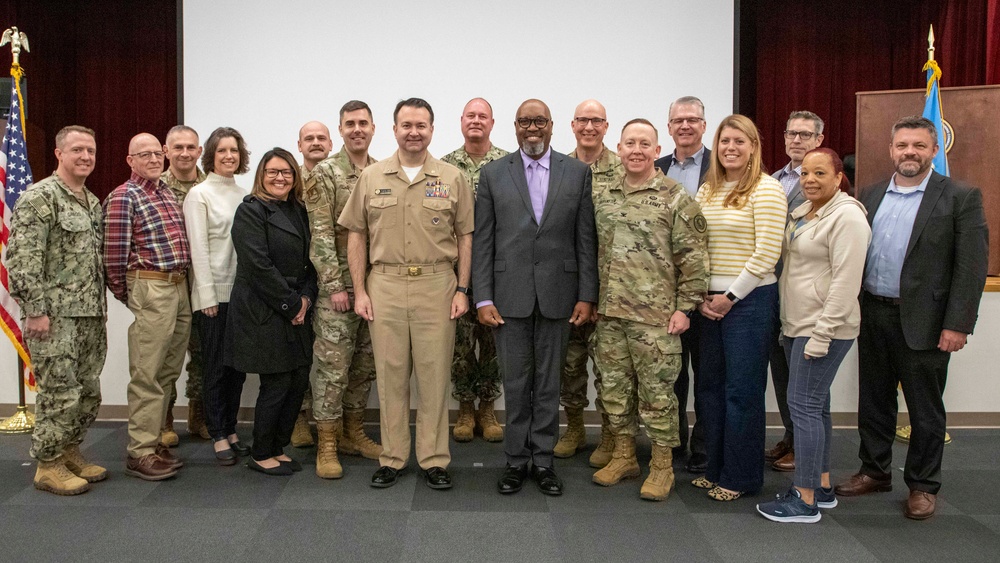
[516, 117, 550, 129]
[129, 151, 165, 160]
[264, 169, 294, 179]
[669, 117, 704, 126]
[573, 117, 606, 126]
[784, 130, 818, 141]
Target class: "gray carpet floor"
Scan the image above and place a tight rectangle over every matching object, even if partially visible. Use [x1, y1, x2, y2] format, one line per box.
[1, 422, 998, 562]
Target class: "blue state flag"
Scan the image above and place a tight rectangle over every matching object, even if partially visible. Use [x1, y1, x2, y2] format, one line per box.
[921, 59, 949, 176]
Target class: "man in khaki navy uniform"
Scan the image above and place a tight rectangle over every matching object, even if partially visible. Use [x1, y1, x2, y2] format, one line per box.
[288, 120, 335, 448]
[441, 97, 509, 444]
[339, 97, 474, 491]
[159, 125, 209, 445]
[301, 101, 383, 478]
[558, 99, 627, 466]
[8, 126, 108, 495]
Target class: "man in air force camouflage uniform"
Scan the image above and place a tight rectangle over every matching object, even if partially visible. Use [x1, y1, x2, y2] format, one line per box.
[591, 119, 708, 501]
[441, 97, 509, 444]
[8, 125, 108, 496]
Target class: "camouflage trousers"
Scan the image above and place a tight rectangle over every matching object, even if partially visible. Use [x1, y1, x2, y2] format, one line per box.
[310, 297, 376, 421]
[27, 316, 107, 461]
[167, 313, 203, 408]
[560, 322, 602, 412]
[451, 307, 501, 402]
[594, 317, 681, 447]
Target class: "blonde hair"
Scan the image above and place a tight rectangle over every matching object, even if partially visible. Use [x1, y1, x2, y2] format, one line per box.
[702, 114, 767, 209]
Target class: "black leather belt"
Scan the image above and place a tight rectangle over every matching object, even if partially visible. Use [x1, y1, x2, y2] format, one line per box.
[865, 292, 901, 306]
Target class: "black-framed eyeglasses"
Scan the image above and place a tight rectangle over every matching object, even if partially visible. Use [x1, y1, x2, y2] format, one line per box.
[783, 130, 817, 141]
[129, 151, 165, 160]
[264, 169, 294, 179]
[573, 117, 606, 126]
[516, 117, 550, 129]
[669, 117, 704, 126]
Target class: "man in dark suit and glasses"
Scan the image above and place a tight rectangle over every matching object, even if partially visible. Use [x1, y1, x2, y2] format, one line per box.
[836, 116, 988, 520]
[473, 99, 598, 496]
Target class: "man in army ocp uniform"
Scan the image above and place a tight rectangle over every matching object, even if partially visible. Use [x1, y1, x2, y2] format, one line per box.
[441, 97, 508, 444]
[9, 125, 109, 495]
[591, 119, 708, 501]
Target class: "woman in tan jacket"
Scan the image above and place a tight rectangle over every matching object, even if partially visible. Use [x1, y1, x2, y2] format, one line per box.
[757, 148, 871, 524]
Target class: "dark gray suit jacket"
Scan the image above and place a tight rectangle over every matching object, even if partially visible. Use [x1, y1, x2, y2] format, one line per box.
[859, 171, 989, 350]
[773, 165, 807, 218]
[472, 149, 598, 319]
[654, 147, 712, 192]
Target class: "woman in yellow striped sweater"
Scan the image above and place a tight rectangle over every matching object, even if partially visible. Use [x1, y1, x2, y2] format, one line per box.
[690, 115, 787, 501]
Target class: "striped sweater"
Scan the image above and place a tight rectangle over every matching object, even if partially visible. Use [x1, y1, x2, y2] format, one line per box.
[695, 174, 787, 297]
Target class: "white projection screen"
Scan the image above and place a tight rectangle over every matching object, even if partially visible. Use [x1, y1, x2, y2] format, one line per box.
[182, 0, 736, 170]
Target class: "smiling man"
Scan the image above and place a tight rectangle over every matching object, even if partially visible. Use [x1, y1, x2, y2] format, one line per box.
[591, 118, 707, 500]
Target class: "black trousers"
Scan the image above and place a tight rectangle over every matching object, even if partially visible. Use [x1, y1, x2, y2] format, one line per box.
[494, 306, 570, 469]
[768, 313, 793, 445]
[200, 304, 247, 441]
[858, 293, 950, 494]
[251, 364, 311, 461]
[675, 323, 705, 455]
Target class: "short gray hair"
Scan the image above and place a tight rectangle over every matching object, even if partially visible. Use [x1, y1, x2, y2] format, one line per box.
[668, 96, 705, 119]
[787, 110, 824, 135]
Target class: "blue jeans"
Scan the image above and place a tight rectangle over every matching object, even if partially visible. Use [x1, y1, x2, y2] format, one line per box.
[784, 337, 854, 489]
[696, 283, 777, 493]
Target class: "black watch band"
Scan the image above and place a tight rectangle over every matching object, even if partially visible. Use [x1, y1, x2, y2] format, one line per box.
[456, 286, 470, 295]
[725, 291, 740, 304]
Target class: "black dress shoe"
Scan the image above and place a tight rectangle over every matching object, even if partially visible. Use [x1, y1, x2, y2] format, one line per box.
[246, 458, 293, 476]
[214, 448, 237, 466]
[424, 466, 453, 490]
[532, 466, 563, 496]
[371, 466, 401, 488]
[686, 452, 708, 474]
[279, 458, 303, 472]
[229, 440, 251, 457]
[497, 464, 528, 494]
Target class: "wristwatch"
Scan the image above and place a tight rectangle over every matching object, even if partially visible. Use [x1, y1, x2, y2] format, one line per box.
[724, 291, 740, 304]
[456, 286, 470, 295]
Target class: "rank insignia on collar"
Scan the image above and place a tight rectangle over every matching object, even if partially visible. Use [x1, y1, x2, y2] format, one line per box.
[375, 188, 392, 195]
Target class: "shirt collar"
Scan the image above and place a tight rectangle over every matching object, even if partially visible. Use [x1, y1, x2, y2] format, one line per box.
[673, 145, 705, 167]
[888, 170, 932, 193]
[130, 171, 165, 191]
[778, 161, 801, 178]
[520, 147, 551, 171]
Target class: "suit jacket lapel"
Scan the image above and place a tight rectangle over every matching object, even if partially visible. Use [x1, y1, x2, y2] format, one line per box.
[538, 152, 564, 229]
[506, 153, 536, 225]
[262, 199, 302, 238]
[904, 172, 945, 261]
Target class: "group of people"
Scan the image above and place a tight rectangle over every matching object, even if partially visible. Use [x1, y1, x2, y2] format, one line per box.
[7, 94, 988, 525]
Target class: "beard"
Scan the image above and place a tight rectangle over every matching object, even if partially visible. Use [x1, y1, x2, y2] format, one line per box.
[521, 140, 545, 156]
[896, 159, 927, 177]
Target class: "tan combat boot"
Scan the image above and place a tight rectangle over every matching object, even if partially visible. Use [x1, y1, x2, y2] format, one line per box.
[453, 401, 475, 442]
[62, 444, 108, 483]
[160, 408, 179, 447]
[340, 409, 383, 460]
[34, 457, 91, 495]
[588, 414, 614, 468]
[640, 443, 675, 501]
[592, 435, 641, 486]
[291, 410, 315, 447]
[476, 399, 504, 442]
[553, 407, 586, 458]
[315, 420, 343, 479]
[187, 399, 211, 440]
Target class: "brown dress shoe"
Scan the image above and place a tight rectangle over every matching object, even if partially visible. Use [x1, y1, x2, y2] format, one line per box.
[125, 454, 178, 481]
[834, 472, 892, 497]
[771, 450, 795, 472]
[764, 440, 792, 462]
[155, 444, 184, 470]
[905, 490, 936, 520]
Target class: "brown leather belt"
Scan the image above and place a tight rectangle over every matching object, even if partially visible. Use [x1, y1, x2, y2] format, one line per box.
[372, 262, 453, 276]
[865, 292, 901, 306]
[127, 270, 187, 284]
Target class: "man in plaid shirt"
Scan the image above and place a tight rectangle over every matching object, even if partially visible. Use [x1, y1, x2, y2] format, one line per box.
[104, 132, 191, 481]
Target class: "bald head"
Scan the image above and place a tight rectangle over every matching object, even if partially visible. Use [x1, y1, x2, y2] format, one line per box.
[127, 133, 165, 181]
[572, 99, 609, 153]
[129, 133, 160, 154]
[297, 121, 333, 170]
[515, 99, 553, 157]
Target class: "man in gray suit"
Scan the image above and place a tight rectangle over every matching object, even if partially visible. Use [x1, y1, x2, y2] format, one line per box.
[473, 99, 598, 496]
[765, 110, 826, 473]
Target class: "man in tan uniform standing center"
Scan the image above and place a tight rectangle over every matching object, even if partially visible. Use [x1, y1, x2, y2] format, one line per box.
[339, 97, 474, 490]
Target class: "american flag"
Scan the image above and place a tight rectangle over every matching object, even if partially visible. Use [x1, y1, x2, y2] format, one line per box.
[0, 72, 35, 389]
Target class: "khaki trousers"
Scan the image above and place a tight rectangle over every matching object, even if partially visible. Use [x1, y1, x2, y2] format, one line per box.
[368, 267, 456, 470]
[125, 275, 192, 457]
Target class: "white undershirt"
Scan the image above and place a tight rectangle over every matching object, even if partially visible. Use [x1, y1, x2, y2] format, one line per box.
[402, 165, 423, 182]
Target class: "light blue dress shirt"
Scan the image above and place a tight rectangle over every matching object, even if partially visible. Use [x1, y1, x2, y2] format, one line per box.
[665, 146, 705, 197]
[863, 172, 933, 298]
[775, 162, 801, 197]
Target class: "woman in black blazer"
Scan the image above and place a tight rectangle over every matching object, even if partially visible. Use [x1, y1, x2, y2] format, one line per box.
[225, 147, 318, 476]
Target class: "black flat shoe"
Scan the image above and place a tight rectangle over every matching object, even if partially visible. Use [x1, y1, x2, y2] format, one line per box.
[214, 448, 237, 466]
[229, 440, 251, 457]
[498, 464, 528, 494]
[371, 466, 401, 488]
[424, 466, 452, 490]
[686, 452, 708, 474]
[246, 458, 293, 476]
[279, 458, 303, 472]
[532, 466, 564, 496]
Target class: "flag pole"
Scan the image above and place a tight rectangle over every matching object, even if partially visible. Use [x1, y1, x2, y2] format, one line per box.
[0, 27, 34, 434]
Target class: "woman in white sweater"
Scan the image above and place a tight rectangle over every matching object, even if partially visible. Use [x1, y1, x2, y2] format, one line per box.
[756, 148, 871, 524]
[183, 127, 251, 465]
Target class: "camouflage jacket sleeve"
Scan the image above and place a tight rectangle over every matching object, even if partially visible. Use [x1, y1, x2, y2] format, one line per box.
[7, 191, 53, 316]
[671, 192, 710, 313]
[306, 163, 348, 295]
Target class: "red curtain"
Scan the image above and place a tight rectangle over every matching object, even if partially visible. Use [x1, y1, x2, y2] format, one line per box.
[1, 0, 178, 201]
[743, 0, 998, 172]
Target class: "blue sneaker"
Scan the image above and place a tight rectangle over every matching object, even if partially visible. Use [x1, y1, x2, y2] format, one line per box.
[756, 487, 821, 523]
[815, 486, 838, 508]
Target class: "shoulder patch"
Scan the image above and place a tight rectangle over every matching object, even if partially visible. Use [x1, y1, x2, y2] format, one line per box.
[23, 191, 53, 218]
[693, 214, 708, 233]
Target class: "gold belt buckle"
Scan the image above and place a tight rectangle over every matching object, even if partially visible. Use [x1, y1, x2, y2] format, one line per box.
[407, 266, 422, 276]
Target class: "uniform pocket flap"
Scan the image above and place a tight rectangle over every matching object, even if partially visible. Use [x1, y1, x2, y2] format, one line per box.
[421, 199, 451, 211]
[370, 196, 398, 209]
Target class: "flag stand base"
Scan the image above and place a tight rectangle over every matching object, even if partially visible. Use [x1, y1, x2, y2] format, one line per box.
[0, 405, 34, 434]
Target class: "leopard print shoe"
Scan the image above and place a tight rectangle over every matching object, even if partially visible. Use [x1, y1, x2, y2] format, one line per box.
[691, 477, 716, 489]
[707, 486, 743, 501]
